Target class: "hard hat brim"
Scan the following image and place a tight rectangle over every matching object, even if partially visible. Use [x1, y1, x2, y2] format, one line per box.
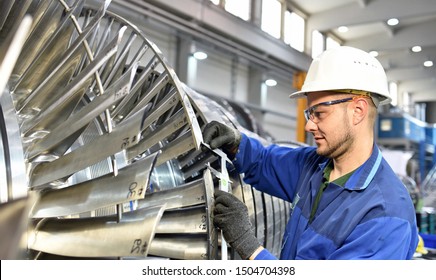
[289, 88, 392, 107]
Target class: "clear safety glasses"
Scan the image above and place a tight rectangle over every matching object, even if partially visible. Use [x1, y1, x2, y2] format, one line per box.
[304, 96, 369, 123]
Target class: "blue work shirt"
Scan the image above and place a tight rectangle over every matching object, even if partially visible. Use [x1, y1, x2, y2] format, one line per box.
[233, 134, 419, 260]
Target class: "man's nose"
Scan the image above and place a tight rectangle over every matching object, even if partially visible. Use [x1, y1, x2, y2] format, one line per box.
[304, 119, 317, 132]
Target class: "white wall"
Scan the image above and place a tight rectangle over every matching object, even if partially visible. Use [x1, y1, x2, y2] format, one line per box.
[187, 47, 248, 102]
[140, 23, 178, 68]
[263, 80, 298, 141]
[189, 53, 233, 99]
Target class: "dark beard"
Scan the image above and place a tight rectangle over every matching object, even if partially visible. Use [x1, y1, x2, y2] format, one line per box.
[317, 130, 353, 159]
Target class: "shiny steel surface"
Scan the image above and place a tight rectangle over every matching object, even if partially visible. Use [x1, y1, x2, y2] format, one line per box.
[203, 168, 218, 260]
[30, 104, 148, 187]
[263, 193, 275, 256]
[252, 188, 265, 246]
[0, 195, 36, 259]
[0, 0, 297, 259]
[0, 15, 32, 100]
[272, 196, 282, 257]
[29, 205, 165, 257]
[156, 206, 207, 234]
[0, 83, 28, 202]
[27, 64, 137, 160]
[31, 152, 159, 218]
[149, 236, 208, 260]
[137, 178, 207, 210]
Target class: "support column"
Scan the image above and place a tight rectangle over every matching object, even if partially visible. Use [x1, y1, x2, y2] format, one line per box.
[425, 101, 436, 123]
[250, 0, 262, 27]
[175, 35, 193, 85]
[247, 66, 265, 122]
[293, 71, 307, 143]
[419, 140, 427, 182]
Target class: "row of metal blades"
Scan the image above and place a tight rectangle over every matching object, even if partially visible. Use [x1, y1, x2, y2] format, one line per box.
[0, 0, 291, 260]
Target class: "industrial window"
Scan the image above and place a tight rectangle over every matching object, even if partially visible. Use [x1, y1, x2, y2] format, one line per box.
[261, 0, 282, 39]
[225, 0, 251, 21]
[326, 36, 340, 50]
[312, 30, 324, 58]
[284, 11, 305, 52]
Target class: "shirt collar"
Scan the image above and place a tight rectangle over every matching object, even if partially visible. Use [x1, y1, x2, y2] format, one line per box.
[318, 143, 382, 191]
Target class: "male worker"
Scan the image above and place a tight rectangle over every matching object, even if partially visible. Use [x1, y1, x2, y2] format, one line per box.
[203, 46, 419, 260]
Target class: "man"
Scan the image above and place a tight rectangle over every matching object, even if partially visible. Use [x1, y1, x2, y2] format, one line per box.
[203, 46, 419, 260]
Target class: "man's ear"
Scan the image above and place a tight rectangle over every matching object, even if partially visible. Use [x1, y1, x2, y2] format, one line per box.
[352, 98, 369, 125]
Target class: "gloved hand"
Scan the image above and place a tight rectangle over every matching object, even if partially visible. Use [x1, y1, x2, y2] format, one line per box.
[214, 190, 261, 259]
[202, 121, 241, 155]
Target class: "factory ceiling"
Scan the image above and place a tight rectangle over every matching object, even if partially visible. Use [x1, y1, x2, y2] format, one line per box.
[112, 0, 436, 105]
[292, 0, 436, 104]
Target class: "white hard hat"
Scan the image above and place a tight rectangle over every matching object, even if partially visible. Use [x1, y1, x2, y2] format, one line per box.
[290, 46, 391, 106]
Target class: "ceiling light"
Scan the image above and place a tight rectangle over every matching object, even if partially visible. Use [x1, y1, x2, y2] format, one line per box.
[193, 51, 208, 60]
[424, 60, 433, 67]
[411, 46, 422, 53]
[387, 18, 399, 26]
[337, 26, 349, 33]
[265, 79, 277, 87]
[369, 51, 379, 57]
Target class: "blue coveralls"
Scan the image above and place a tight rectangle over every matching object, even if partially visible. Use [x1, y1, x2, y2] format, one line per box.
[233, 134, 419, 260]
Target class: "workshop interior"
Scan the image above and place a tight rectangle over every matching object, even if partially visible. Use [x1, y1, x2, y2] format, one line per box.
[1, 0, 435, 259]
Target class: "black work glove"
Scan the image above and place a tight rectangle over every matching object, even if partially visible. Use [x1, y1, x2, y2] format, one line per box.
[202, 121, 241, 156]
[214, 190, 261, 259]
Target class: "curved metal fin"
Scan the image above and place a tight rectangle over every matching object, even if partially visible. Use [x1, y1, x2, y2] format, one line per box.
[32, 151, 159, 218]
[148, 235, 208, 260]
[29, 204, 165, 258]
[137, 177, 206, 211]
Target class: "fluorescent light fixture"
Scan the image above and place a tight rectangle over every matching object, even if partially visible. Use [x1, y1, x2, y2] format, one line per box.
[424, 60, 433, 67]
[369, 51, 379, 57]
[265, 79, 277, 87]
[337, 26, 348, 33]
[193, 51, 208, 60]
[387, 18, 399, 26]
[411, 46, 422, 53]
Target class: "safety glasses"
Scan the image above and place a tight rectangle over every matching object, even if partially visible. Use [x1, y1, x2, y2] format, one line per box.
[304, 96, 369, 123]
